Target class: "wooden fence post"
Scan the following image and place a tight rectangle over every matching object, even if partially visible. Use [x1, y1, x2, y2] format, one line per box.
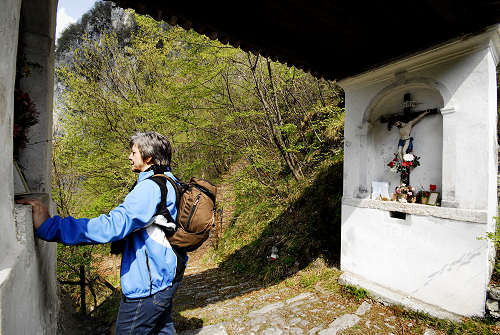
[80, 265, 86, 314]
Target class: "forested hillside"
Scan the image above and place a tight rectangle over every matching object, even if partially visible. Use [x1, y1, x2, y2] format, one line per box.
[53, 1, 344, 315]
[51, 4, 500, 335]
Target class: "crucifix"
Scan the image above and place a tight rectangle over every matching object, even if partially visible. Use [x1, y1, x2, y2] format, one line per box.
[380, 93, 438, 185]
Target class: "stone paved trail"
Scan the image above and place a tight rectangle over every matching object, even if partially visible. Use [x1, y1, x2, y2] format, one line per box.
[171, 252, 445, 335]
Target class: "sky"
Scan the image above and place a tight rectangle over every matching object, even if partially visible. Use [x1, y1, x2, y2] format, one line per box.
[56, 0, 99, 40]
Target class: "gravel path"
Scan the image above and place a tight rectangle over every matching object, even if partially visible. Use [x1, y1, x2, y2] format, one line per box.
[172, 254, 444, 335]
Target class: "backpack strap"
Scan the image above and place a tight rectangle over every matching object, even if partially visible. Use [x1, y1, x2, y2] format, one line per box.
[148, 174, 188, 277]
[149, 174, 178, 224]
[193, 183, 216, 204]
[163, 176, 182, 209]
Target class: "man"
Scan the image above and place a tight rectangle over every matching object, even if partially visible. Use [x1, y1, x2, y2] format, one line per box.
[18, 132, 186, 335]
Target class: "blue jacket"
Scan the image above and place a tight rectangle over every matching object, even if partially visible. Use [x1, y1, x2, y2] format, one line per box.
[36, 169, 185, 298]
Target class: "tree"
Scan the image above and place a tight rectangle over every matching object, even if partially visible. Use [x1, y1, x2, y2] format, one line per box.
[53, 9, 344, 310]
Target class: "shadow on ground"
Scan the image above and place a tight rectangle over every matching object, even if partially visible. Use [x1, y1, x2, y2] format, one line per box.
[173, 160, 344, 323]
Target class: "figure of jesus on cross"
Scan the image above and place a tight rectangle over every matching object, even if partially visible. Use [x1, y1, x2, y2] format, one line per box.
[382, 93, 437, 185]
[393, 111, 430, 162]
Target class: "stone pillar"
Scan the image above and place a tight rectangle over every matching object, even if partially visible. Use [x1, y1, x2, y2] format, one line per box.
[343, 95, 373, 200]
[440, 107, 457, 208]
[356, 125, 370, 198]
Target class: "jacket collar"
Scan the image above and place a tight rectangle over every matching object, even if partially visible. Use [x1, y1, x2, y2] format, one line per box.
[137, 166, 172, 183]
[137, 169, 154, 183]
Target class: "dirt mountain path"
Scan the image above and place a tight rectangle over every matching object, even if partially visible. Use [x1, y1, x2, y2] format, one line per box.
[173, 258, 451, 335]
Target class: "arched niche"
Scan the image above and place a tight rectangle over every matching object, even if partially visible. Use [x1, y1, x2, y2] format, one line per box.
[16, 0, 57, 193]
[365, 83, 444, 196]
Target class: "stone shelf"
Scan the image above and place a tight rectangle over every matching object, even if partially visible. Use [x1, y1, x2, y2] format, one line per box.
[342, 197, 488, 224]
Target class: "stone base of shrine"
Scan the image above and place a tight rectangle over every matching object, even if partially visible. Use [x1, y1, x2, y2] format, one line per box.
[338, 271, 460, 321]
[340, 201, 494, 318]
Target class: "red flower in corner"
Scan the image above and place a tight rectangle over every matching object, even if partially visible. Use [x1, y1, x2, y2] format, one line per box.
[388, 161, 395, 168]
[430, 184, 436, 191]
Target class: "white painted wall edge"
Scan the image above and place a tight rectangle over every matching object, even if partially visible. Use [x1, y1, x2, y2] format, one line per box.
[339, 271, 462, 321]
[342, 198, 488, 224]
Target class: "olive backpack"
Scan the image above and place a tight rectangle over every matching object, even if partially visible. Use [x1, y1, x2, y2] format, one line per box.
[148, 175, 217, 252]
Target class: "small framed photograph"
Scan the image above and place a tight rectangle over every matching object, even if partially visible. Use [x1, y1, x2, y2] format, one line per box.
[427, 192, 439, 206]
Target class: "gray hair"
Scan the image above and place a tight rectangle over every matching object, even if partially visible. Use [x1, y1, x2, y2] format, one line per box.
[130, 132, 172, 167]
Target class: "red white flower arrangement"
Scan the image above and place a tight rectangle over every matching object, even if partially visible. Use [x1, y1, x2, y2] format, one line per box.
[387, 152, 421, 174]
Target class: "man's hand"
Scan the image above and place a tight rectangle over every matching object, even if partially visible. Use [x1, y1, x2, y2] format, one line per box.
[16, 199, 50, 230]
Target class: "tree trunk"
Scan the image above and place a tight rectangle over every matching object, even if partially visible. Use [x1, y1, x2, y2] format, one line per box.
[247, 54, 303, 181]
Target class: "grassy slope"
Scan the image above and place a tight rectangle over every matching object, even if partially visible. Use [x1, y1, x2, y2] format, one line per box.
[211, 154, 344, 282]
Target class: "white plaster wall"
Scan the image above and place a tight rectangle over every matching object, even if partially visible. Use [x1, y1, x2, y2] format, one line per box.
[0, 0, 21, 264]
[0, 0, 59, 333]
[339, 27, 500, 318]
[0, 205, 58, 335]
[341, 204, 489, 316]
[449, 49, 496, 210]
[485, 50, 499, 277]
[343, 88, 378, 199]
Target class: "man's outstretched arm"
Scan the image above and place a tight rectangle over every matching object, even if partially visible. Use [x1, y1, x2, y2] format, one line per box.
[18, 180, 163, 245]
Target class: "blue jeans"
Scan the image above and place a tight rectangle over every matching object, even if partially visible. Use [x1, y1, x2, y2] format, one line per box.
[115, 281, 182, 335]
